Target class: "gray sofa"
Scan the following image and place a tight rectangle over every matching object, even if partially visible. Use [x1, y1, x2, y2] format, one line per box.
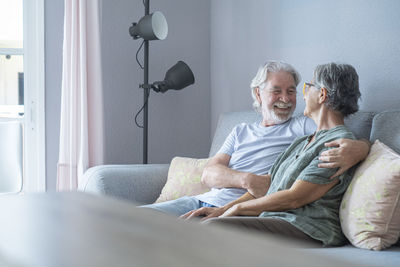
[81, 109, 400, 266]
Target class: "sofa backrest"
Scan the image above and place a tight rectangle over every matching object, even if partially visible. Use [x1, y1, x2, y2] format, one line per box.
[209, 110, 377, 157]
[209, 111, 260, 157]
[370, 110, 400, 154]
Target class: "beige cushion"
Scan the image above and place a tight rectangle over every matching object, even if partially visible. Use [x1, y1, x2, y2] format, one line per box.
[340, 140, 400, 250]
[155, 157, 211, 203]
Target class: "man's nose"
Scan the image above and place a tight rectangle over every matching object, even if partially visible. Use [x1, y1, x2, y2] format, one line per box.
[279, 93, 290, 103]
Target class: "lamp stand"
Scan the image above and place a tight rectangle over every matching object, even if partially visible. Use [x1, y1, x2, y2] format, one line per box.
[132, 0, 193, 163]
[143, 0, 150, 164]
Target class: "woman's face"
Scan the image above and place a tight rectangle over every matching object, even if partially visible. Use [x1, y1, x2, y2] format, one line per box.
[303, 79, 321, 118]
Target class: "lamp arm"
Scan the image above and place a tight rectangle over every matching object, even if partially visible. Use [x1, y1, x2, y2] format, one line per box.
[138, 82, 164, 93]
[139, 83, 153, 90]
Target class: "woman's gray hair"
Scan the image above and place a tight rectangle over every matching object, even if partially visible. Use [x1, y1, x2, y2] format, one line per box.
[314, 63, 361, 117]
[250, 60, 301, 113]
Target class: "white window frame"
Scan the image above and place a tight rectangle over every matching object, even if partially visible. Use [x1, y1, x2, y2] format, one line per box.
[0, 0, 45, 192]
[22, 0, 45, 192]
[0, 0, 46, 192]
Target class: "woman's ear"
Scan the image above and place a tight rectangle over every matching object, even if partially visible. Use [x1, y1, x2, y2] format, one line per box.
[319, 87, 328, 104]
[255, 87, 262, 104]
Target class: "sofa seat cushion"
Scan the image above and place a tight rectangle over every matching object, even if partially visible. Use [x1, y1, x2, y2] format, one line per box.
[305, 245, 400, 267]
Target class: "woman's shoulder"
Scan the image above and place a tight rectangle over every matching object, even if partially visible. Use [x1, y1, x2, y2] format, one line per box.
[318, 125, 356, 144]
[329, 125, 355, 139]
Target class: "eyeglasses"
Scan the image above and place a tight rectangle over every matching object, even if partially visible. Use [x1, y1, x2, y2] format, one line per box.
[302, 82, 320, 95]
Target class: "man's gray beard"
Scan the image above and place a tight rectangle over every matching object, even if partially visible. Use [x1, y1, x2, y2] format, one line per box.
[265, 107, 294, 124]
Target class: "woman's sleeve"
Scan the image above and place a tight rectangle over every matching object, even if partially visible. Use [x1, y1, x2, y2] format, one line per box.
[297, 147, 343, 184]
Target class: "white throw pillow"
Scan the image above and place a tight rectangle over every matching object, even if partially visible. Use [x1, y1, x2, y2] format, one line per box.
[340, 140, 400, 250]
[155, 157, 210, 203]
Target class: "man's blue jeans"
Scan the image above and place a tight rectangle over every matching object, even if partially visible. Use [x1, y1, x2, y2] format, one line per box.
[141, 196, 215, 216]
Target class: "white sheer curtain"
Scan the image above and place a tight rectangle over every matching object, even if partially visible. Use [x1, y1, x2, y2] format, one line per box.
[57, 0, 104, 191]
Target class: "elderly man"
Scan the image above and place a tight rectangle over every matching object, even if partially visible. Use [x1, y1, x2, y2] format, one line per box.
[143, 61, 369, 217]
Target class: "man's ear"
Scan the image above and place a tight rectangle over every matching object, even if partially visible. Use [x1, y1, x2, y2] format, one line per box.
[319, 87, 328, 104]
[255, 87, 262, 104]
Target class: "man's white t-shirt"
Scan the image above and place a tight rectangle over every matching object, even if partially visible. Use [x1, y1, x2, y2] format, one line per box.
[195, 115, 316, 207]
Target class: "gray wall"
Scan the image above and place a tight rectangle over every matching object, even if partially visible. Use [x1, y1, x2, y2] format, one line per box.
[45, 0, 211, 191]
[210, 0, 400, 133]
[101, 0, 211, 165]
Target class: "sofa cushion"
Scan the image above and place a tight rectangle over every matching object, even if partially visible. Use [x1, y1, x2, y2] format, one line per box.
[209, 111, 261, 157]
[155, 157, 210, 203]
[343, 111, 375, 140]
[81, 164, 169, 204]
[305, 245, 400, 267]
[340, 140, 400, 250]
[370, 110, 400, 154]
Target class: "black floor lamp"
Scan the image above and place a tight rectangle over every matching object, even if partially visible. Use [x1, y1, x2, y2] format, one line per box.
[129, 0, 195, 164]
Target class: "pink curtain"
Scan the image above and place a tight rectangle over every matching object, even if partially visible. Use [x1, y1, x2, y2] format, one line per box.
[57, 0, 104, 191]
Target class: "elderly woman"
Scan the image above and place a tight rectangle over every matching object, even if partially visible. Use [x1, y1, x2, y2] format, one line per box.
[186, 63, 361, 246]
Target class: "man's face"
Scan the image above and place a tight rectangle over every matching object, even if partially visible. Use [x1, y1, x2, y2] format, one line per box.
[255, 71, 297, 125]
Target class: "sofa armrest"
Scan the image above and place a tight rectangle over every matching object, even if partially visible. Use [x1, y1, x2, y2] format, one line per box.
[80, 164, 169, 204]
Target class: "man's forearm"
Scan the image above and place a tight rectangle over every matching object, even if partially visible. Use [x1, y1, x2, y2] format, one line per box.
[201, 164, 271, 198]
[201, 163, 248, 188]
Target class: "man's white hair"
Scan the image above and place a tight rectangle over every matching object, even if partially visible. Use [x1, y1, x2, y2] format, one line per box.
[250, 60, 301, 113]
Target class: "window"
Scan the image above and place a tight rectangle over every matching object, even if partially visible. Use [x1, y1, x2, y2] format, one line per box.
[0, 0, 45, 192]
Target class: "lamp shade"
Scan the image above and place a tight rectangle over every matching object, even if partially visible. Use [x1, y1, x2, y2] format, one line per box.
[129, 11, 168, 40]
[152, 61, 195, 93]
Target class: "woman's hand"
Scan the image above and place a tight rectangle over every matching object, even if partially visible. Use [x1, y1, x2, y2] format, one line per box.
[180, 207, 226, 220]
[181, 192, 258, 220]
[219, 204, 241, 218]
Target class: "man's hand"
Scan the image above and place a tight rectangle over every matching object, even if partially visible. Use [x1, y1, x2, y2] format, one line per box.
[318, 138, 370, 178]
[180, 207, 226, 221]
[242, 173, 271, 198]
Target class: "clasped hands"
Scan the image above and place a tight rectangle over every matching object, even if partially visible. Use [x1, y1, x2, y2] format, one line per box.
[181, 173, 269, 221]
[180, 204, 241, 221]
